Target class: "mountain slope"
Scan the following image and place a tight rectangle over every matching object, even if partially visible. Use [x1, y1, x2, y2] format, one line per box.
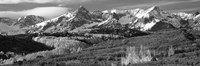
[27, 6, 200, 33]
[0, 35, 52, 58]
[0, 17, 21, 35]
[97, 13, 122, 28]
[30, 6, 93, 33]
[15, 15, 45, 28]
[15, 29, 200, 66]
[0, 15, 46, 35]
[192, 14, 200, 30]
[129, 6, 187, 31]
[0, 17, 15, 26]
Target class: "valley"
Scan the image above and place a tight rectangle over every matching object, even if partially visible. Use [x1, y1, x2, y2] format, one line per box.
[0, 6, 200, 66]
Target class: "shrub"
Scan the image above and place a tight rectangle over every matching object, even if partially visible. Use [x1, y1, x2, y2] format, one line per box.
[168, 45, 174, 56]
[0, 58, 16, 65]
[121, 46, 152, 66]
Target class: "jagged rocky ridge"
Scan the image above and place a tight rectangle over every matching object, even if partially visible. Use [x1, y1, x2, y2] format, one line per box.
[27, 6, 200, 34]
[0, 6, 200, 34]
[15, 15, 45, 28]
[0, 15, 45, 35]
[29, 6, 93, 33]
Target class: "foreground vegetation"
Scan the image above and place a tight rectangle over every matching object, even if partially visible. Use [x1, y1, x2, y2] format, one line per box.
[1, 29, 198, 66]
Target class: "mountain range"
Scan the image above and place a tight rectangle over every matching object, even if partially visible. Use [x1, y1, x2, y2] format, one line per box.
[0, 6, 200, 35]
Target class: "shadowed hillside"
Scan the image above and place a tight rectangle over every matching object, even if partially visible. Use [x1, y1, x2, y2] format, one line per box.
[0, 35, 53, 62]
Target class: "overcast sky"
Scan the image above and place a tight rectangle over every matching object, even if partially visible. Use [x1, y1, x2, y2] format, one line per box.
[0, 0, 200, 19]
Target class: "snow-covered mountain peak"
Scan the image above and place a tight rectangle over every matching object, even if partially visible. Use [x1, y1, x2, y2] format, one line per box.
[74, 5, 89, 14]
[26, 6, 200, 33]
[129, 6, 184, 31]
[193, 12, 200, 20]
[102, 9, 123, 14]
[17, 15, 45, 22]
[126, 8, 144, 15]
[134, 6, 163, 18]
[61, 13, 73, 18]
[146, 6, 161, 13]
[97, 13, 121, 28]
[72, 5, 91, 20]
[194, 14, 200, 20]
[29, 6, 93, 33]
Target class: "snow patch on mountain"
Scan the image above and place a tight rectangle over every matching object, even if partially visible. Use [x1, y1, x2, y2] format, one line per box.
[29, 6, 93, 33]
[34, 13, 72, 28]
[128, 6, 186, 31]
[194, 14, 200, 20]
[16, 15, 45, 28]
[174, 12, 194, 20]
[26, 6, 200, 33]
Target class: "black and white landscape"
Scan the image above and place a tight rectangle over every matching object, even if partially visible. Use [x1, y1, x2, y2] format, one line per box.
[1, 0, 200, 66]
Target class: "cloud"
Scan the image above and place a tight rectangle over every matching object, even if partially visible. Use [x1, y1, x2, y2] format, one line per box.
[115, 1, 177, 9]
[114, 0, 200, 9]
[0, 7, 71, 19]
[22, 7, 71, 18]
[0, 0, 55, 4]
[0, 0, 93, 4]
[169, 7, 200, 12]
